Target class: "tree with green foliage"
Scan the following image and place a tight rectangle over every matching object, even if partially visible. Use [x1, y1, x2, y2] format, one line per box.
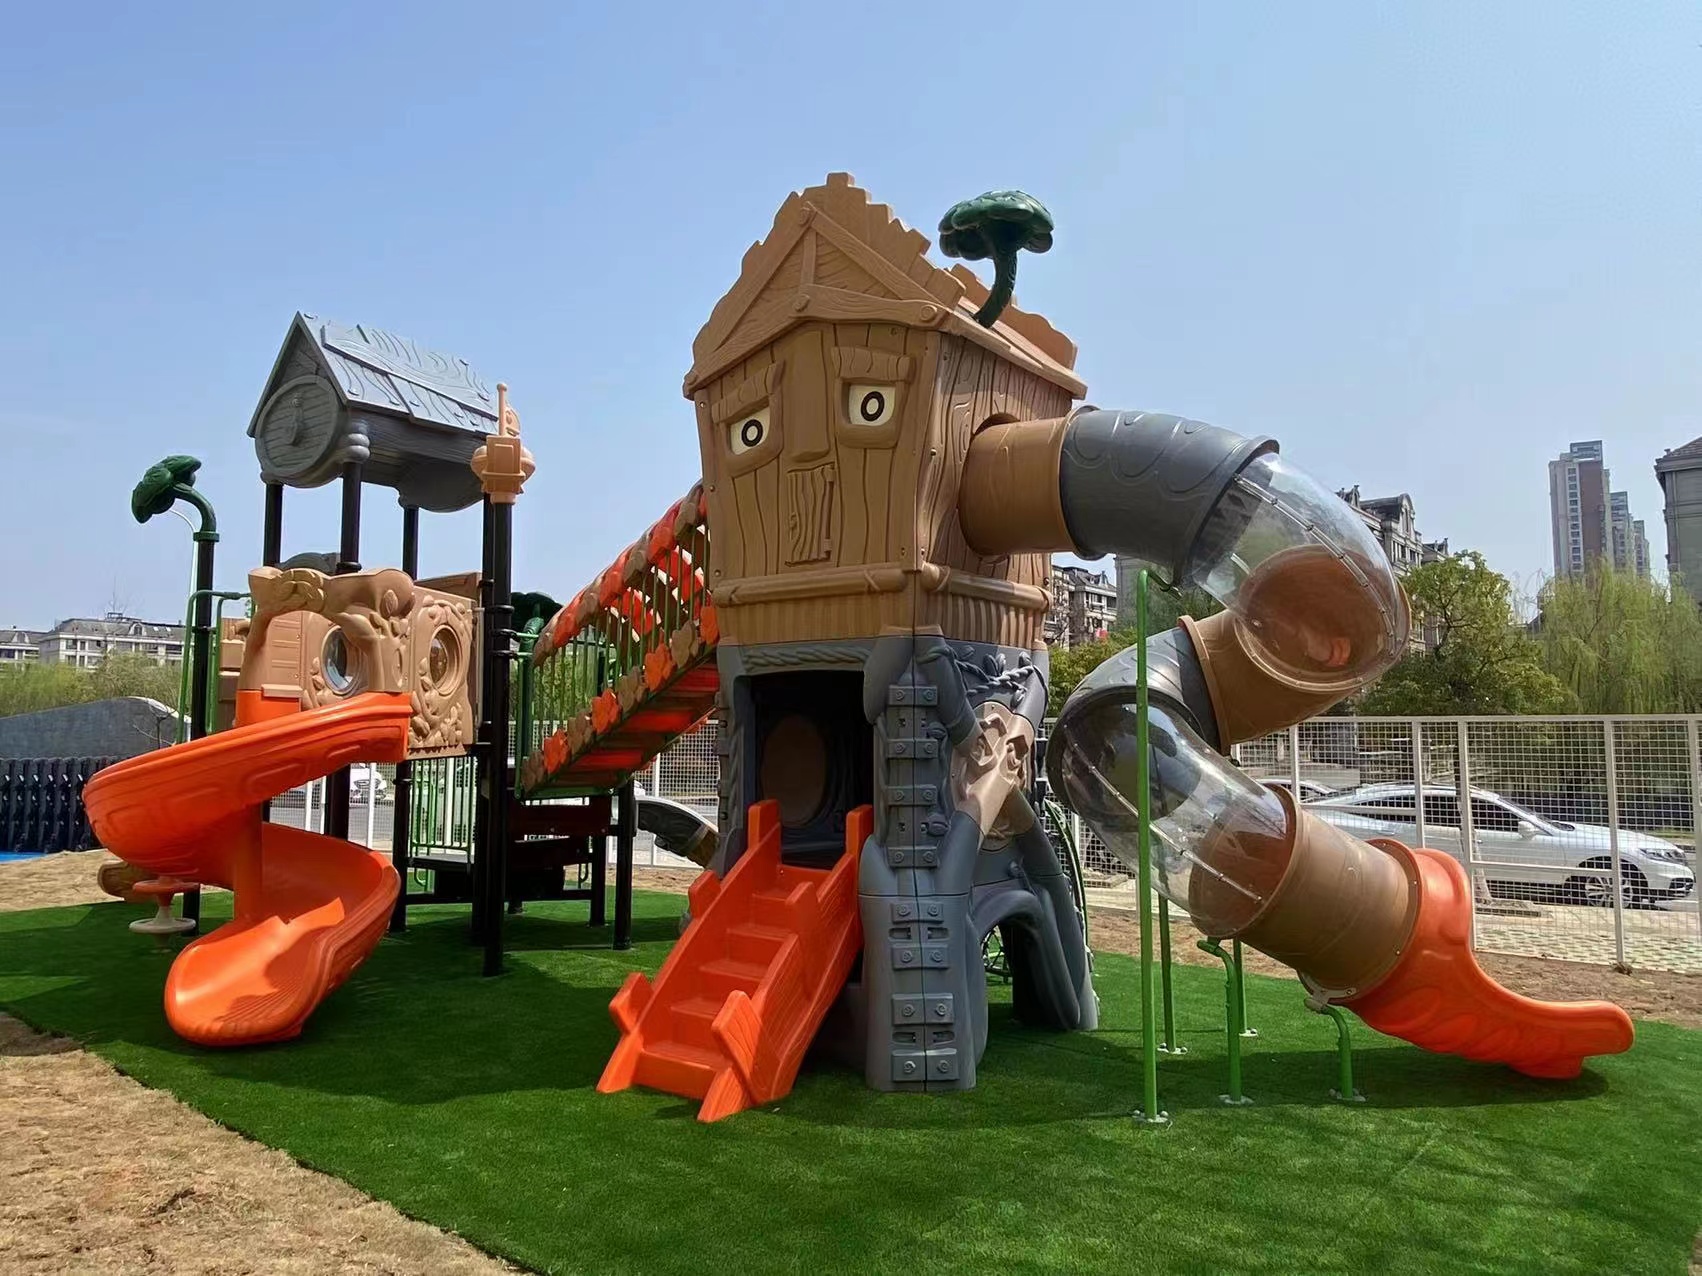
[1536, 569, 1702, 713]
[0, 654, 183, 719]
[1046, 580, 1225, 713]
[1358, 551, 1571, 716]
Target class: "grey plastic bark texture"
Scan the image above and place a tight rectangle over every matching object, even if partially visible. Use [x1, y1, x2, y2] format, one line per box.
[1058, 409, 1277, 582]
[1044, 625, 1220, 799]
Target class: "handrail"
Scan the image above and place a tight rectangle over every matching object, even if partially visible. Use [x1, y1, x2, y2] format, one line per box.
[518, 482, 714, 794]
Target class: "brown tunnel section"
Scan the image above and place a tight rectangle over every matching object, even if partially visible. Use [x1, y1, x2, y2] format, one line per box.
[1186, 786, 1421, 998]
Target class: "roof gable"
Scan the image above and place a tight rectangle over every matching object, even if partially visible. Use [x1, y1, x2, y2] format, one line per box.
[684, 173, 1083, 398]
[248, 313, 498, 437]
[1659, 436, 1702, 466]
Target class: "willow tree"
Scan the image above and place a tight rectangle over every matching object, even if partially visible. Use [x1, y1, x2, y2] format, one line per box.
[1537, 570, 1702, 713]
[1358, 551, 1571, 716]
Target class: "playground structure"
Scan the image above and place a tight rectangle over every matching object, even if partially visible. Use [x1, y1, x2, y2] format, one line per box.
[84, 173, 1634, 1119]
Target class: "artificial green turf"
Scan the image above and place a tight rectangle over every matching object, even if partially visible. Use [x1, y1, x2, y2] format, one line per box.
[1, 894, 1698, 1276]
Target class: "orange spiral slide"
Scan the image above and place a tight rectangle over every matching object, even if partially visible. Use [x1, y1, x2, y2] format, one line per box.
[81, 692, 414, 1047]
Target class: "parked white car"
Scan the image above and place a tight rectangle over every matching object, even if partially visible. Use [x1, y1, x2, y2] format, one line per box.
[350, 763, 390, 804]
[1307, 783, 1696, 907]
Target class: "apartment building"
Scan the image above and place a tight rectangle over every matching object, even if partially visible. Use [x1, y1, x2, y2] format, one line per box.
[1656, 437, 1702, 601]
[1046, 565, 1117, 649]
[27, 614, 185, 668]
[0, 628, 45, 664]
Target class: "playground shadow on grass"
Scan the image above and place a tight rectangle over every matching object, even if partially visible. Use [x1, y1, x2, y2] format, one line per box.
[0, 899, 1621, 1125]
[0, 898, 670, 1108]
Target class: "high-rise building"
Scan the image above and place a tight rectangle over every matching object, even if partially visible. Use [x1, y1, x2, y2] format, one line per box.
[1607, 490, 1652, 580]
[1656, 437, 1702, 601]
[1549, 440, 1612, 579]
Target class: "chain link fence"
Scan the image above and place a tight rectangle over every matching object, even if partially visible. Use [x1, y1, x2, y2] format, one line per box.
[271, 715, 1701, 973]
[1223, 717, 1701, 974]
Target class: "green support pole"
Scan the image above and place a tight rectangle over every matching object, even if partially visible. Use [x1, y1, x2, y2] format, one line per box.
[1310, 997, 1366, 1102]
[1198, 938, 1253, 1105]
[1157, 897, 1185, 1055]
[1132, 569, 1168, 1126]
[1233, 938, 1258, 1038]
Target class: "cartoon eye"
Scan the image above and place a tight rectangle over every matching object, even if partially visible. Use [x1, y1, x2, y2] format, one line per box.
[729, 407, 770, 455]
[847, 384, 897, 428]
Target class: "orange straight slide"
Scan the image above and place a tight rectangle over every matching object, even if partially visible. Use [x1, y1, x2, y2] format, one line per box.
[1345, 846, 1635, 1078]
[81, 692, 413, 1047]
[599, 800, 867, 1122]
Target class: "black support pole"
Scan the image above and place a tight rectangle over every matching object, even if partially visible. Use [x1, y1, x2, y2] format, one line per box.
[389, 504, 420, 933]
[481, 497, 514, 977]
[614, 779, 635, 950]
[258, 481, 283, 827]
[470, 498, 495, 945]
[261, 481, 284, 568]
[180, 529, 218, 930]
[326, 463, 362, 843]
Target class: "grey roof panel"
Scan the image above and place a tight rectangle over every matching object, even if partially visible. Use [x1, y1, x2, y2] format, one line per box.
[314, 317, 496, 429]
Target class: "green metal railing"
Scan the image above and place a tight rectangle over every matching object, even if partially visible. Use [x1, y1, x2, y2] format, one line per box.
[519, 484, 713, 795]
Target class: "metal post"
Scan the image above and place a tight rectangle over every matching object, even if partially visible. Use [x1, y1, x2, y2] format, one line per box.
[179, 529, 217, 931]
[1455, 721, 1478, 948]
[325, 463, 362, 843]
[1410, 720, 1427, 849]
[615, 779, 636, 950]
[1233, 938, 1257, 1037]
[1687, 718, 1702, 943]
[1157, 897, 1183, 1054]
[389, 504, 420, 932]
[482, 498, 514, 978]
[1288, 723, 1301, 796]
[261, 482, 284, 568]
[1310, 998, 1365, 1102]
[1198, 938, 1251, 1105]
[651, 753, 663, 795]
[1603, 720, 1627, 970]
[470, 499, 496, 943]
[1132, 570, 1167, 1125]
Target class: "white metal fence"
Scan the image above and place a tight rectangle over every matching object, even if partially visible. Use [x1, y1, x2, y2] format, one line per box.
[274, 714, 1702, 973]
[1069, 716, 1702, 975]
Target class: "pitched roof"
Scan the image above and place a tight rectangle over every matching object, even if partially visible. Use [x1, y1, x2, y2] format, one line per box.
[1658, 436, 1702, 466]
[249, 313, 498, 438]
[683, 173, 1085, 398]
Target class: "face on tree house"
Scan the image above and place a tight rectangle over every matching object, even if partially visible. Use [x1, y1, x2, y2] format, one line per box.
[685, 173, 1086, 654]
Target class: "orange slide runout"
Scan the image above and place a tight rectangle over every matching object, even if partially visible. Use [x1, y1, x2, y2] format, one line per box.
[1345, 846, 1635, 1078]
[81, 693, 414, 1047]
[599, 799, 867, 1122]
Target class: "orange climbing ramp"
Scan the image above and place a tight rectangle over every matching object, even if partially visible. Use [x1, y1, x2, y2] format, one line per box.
[81, 692, 413, 1047]
[1344, 846, 1634, 1078]
[598, 800, 867, 1122]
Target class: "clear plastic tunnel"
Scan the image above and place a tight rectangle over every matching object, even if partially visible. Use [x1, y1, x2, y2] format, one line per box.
[1183, 453, 1410, 695]
[1051, 697, 1419, 996]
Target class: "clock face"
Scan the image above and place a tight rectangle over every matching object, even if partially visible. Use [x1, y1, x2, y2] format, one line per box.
[256, 376, 340, 480]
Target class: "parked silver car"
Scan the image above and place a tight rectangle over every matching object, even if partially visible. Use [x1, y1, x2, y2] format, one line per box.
[1307, 783, 1695, 906]
[1258, 777, 1339, 804]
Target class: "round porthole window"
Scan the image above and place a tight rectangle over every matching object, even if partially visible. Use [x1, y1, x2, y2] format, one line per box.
[322, 630, 361, 695]
[425, 626, 460, 689]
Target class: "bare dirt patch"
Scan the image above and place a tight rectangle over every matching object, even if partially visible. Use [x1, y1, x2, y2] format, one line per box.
[0, 1013, 517, 1275]
[0, 850, 121, 912]
[1086, 904, 1702, 1030]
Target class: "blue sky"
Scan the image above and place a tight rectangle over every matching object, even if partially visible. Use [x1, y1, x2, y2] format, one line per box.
[2, 3, 1696, 626]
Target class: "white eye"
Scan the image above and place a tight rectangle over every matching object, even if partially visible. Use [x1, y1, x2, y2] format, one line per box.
[729, 407, 770, 455]
[847, 385, 897, 428]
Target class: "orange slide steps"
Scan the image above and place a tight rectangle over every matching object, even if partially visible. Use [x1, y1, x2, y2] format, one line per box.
[1344, 846, 1634, 1078]
[599, 800, 867, 1122]
[81, 692, 413, 1046]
